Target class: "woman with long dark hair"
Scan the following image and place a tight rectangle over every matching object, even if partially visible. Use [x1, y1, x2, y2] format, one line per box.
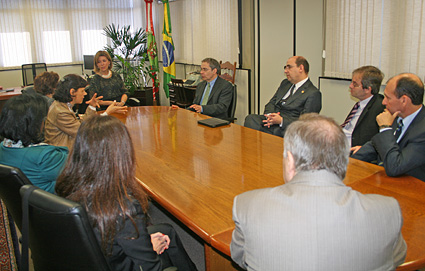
[56, 115, 196, 271]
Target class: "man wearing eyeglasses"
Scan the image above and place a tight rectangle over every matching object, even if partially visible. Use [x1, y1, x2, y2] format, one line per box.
[244, 56, 321, 137]
[352, 73, 425, 182]
[342, 66, 385, 147]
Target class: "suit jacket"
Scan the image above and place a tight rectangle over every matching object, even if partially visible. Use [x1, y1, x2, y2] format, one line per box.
[45, 100, 96, 150]
[352, 105, 425, 181]
[192, 76, 233, 120]
[264, 78, 321, 129]
[351, 94, 385, 146]
[230, 170, 407, 271]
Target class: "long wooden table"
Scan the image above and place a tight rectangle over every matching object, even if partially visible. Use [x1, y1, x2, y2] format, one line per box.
[113, 106, 425, 271]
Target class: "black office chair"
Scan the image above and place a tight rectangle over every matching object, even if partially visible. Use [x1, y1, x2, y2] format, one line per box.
[171, 78, 194, 108]
[226, 83, 237, 123]
[0, 164, 32, 230]
[20, 185, 111, 271]
[21, 63, 47, 87]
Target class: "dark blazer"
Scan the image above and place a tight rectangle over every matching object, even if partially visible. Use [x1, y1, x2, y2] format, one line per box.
[352, 106, 425, 181]
[264, 78, 321, 127]
[351, 94, 385, 146]
[192, 76, 233, 120]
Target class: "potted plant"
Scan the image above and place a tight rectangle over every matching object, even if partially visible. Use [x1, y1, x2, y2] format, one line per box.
[103, 24, 154, 104]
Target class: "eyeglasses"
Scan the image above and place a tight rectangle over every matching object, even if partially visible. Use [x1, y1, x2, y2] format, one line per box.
[284, 65, 294, 70]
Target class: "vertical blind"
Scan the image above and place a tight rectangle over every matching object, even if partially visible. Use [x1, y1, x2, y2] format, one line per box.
[0, 0, 239, 69]
[325, 0, 425, 81]
[0, 0, 145, 67]
[154, 0, 239, 66]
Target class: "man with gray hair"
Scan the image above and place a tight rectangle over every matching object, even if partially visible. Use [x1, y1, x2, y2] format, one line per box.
[231, 113, 406, 271]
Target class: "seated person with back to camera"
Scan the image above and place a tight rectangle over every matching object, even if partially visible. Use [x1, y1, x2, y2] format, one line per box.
[55, 115, 197, 271]
[231, 113, 406, 271]
[0, 94, 68, 194]
[22, 71, 59, 107]
[171, 57, 233, 120]
[244, 56, 321, 137]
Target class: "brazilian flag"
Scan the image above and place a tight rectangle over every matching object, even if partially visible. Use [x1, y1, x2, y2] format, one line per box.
[162, 0, 175, 98]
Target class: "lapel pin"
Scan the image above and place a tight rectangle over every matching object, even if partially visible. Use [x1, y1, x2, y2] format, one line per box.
[301, 90, 304, 93]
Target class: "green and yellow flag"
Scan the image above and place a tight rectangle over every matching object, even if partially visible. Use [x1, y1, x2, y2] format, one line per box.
[162, 0, 175, 98]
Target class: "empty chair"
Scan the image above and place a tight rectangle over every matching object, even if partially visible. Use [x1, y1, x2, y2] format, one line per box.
[20, 184, 111, 271]
[171, 78, 194, 108]
[21, 63, 47, 87]
[219, 61, 236, 84]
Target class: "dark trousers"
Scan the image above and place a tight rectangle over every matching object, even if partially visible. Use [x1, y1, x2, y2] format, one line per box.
[244, 114, 284, 137]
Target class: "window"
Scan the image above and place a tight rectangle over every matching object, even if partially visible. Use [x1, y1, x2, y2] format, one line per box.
[0, 0, 145, 67]
[0, 32, 32, 67]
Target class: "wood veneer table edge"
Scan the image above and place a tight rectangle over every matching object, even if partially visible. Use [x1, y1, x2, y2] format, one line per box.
[136, 177, 212, 244]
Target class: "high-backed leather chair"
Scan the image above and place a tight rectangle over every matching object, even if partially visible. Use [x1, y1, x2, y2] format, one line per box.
[219, 61, 236, 84]
[0, 164, 32, 230]
[171, 78, 194, 108]
[20, 185, 111, 271]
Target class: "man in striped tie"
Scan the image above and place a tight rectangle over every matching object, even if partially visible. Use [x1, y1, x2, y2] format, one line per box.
[244, 56, 322, 137]
[352, 73, 425, 181]
[341, 66, 385, 147]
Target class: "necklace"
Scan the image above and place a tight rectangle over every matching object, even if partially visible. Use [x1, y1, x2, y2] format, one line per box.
[100, 70, 112, 79]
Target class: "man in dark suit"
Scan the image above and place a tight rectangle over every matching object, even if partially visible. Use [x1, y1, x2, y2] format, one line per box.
[352, 73, 425, 181]
[342, 66, 385, 147]
[244, 56, 321, 137]
[172, 58, 233, 120]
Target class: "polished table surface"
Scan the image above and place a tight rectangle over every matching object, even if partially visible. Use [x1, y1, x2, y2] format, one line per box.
[113, 106, 425, 271]
[0, 87, 22, 101]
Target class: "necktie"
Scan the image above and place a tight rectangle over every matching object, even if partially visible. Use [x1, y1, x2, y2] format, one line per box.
[281, 85, 295, 105]
[394, 119, 404, 140]
[201, 83, 211, 105]
[341, 102, 360, 128]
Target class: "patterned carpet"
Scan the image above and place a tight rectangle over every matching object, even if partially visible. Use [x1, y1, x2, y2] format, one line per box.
[0, 200, 18, 271]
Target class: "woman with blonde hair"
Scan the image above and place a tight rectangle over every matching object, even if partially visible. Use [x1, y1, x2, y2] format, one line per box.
[87, 50, 129, 110]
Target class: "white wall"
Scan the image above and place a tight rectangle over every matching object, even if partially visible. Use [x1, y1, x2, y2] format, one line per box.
[256, 0, 324, 114]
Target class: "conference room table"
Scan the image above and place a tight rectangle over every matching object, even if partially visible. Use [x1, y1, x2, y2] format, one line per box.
[112, 106, 425, 271]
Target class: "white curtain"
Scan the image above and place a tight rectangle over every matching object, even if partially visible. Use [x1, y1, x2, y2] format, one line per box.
[0, 0, 145, 67]
[153, 0, 239, 66]
[325, 0, 425, 81]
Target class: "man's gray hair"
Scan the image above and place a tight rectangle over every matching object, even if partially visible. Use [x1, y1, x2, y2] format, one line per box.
[283, 113, 350, 180]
